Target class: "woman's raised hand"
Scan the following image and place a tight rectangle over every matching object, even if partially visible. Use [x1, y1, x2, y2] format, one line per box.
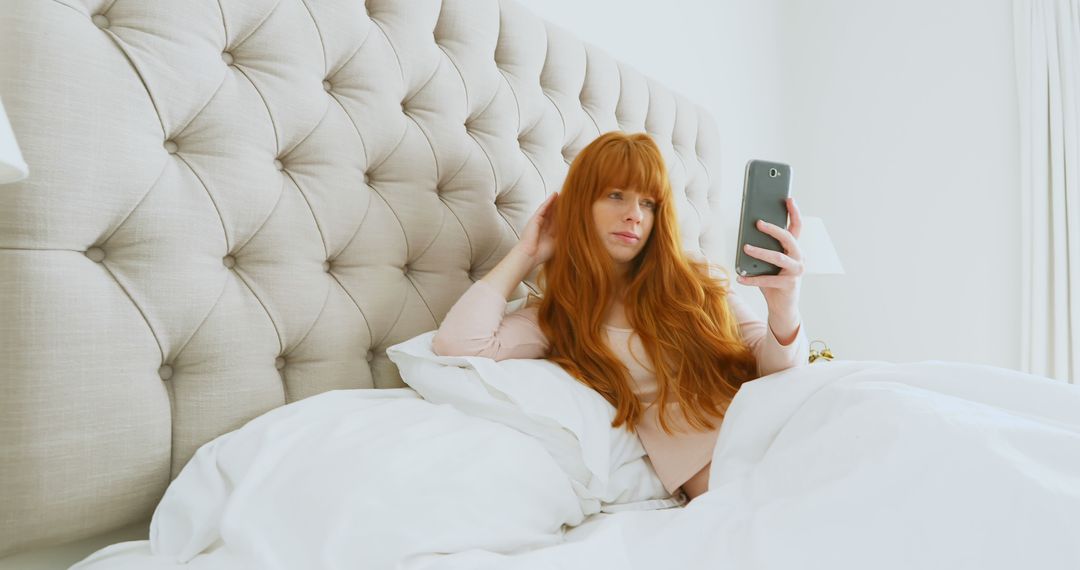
[514, 192, 558, 266]
[480, 193, 558, 299]
[735, 197, 805, 342]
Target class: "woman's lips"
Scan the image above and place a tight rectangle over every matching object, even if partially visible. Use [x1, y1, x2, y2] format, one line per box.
[612, 232, 639, 243]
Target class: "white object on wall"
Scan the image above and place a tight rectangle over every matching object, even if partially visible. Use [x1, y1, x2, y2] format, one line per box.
[1014, 0, 1079, 383]
[798, 216, 844, 275]
[0, 98, 28, 183]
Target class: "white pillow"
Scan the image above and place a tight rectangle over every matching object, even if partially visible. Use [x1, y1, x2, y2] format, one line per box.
[386, 331, 685, 512]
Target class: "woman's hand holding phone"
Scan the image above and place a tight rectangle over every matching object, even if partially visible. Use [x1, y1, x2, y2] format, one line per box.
[737, 197, 806, 343]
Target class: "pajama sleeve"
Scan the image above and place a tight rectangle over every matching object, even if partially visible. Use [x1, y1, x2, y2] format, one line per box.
[725, 287, 810, 377]
[431, 279, 549, 360]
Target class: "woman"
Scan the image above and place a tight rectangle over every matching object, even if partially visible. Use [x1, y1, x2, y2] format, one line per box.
[433, 131, 809, 501]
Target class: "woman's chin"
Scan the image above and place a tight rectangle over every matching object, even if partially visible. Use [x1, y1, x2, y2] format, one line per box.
[605, 249, 640, 265]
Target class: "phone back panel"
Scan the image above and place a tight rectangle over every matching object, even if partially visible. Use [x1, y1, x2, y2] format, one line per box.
[735, 159, 792, 277]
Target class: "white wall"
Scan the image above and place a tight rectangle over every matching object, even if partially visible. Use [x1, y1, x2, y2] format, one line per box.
[776, 0, 1020, 369]
[518, 0, 1021, 370]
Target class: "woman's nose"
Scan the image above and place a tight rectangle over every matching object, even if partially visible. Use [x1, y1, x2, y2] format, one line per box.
[624, 203, 643, 223]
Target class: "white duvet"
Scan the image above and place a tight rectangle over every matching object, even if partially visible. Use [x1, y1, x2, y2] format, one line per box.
[72, 360, 1080, 570]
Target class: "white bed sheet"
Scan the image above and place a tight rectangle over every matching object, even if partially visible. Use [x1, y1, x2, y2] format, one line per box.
[72, 360, 1080, 570]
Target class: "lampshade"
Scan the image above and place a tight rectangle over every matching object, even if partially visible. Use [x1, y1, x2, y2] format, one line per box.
[0, 97, 29, 184]
[798, 216, 844, 275]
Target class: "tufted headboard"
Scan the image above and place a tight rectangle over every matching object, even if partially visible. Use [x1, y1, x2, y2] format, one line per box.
[0, 0, 728, 557]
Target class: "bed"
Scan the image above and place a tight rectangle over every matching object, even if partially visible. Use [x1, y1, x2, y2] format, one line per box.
[2, 1, 1079, 569]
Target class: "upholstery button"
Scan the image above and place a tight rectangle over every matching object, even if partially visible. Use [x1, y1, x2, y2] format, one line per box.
[275, 356, 286, 370]
[91, 14, 110, 29]
[164, 140, 178, 154]
[221, 51, 234, 65]
[158, 364, 173, 381]
[84, 247, 105, 262]
[222, 255, 236, 268]
[402, 264, 410, 274]
[322, 260, 332, 272]
[363, 172, 371, 185]
[273, 159, 284, 171]
[322, 80, 332, 91]
[365, 351, 374, 363]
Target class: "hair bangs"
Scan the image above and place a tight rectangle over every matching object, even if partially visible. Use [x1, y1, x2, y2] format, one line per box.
[592, 138, 669, 204]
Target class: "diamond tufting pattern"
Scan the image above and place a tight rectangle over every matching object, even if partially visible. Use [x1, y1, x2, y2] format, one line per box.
[0, 0, 725, 556]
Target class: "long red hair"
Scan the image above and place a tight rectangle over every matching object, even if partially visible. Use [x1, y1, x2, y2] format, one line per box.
[536, 131, 758, 434]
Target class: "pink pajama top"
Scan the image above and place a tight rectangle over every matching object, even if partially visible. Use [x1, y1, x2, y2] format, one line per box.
[431, 279, 809, 494]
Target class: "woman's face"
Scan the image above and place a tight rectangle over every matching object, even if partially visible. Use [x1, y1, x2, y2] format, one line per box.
[592, 187, 656, 270]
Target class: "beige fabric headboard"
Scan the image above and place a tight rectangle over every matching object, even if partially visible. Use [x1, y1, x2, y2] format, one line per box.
[0, 0, 727, 557]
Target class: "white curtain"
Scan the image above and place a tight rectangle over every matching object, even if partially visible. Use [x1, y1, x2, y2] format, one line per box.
[1014, 0, 1080, 383]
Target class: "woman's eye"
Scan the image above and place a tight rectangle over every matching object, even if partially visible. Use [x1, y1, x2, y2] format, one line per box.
[642, 201, 656, 209]
[608, 192, 622, 199]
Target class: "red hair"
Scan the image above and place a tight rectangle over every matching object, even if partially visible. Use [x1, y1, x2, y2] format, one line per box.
[536, 131, 758, 434]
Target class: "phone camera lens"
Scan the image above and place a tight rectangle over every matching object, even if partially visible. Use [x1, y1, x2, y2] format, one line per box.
[769, 168, 779, 178]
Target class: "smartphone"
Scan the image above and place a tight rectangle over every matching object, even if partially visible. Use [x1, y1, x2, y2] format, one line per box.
[735, 159, 792, 277]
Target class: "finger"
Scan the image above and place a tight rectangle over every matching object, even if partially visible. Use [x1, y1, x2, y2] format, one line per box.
[756, 219, 801, 261]
[531, 193, 556, 223]
[786, 198, 803, 240]
[541, 204, 556, 232]
[742, 244, 802, 273]
[536, 191, 556, 209]
[543, 192, 560, 215]
[735, 274, 796, 289]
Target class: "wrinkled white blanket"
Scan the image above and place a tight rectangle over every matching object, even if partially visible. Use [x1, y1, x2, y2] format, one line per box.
[73, 388, 590, 570]
[73, 360, 1080, 570]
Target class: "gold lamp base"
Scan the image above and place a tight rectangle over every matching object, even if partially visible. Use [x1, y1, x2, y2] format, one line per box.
[809, 340, 834, 363]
